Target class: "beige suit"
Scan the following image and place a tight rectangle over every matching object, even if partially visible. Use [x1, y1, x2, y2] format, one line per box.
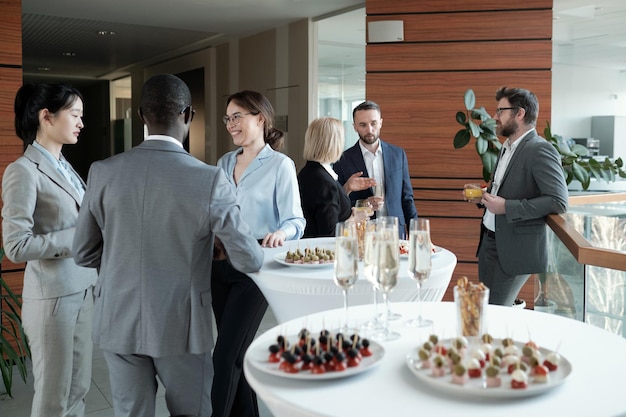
[2, 144, 97, 417]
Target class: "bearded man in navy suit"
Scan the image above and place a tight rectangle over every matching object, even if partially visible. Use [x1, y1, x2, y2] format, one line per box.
[333, 100, 418, 230]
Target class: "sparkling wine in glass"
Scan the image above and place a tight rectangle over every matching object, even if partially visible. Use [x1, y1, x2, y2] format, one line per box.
[361, 220, 383, 332]
[334, 221, 359, 334]
[376, 216, 401, 320]
[406, 218, 433, 327]
[372, 224, 401, 341]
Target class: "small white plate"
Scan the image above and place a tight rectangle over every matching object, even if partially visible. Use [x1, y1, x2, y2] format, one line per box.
[399, 240, 443, 259]
[406, 338, 572, 398]
[273, 251, 334, 268]
[248, 337, 385, 381]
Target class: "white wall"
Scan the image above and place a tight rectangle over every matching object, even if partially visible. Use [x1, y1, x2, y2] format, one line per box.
[552, 63, 626, 139]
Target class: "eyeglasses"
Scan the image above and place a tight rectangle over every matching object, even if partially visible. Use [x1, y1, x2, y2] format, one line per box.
[495, 107, 518, 116]
[180, 105, 195, 123]
[222, 112, 253, 126]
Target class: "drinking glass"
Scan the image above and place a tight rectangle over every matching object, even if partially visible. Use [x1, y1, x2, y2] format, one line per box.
[377, 216, 401, 320]
[361, 219, 383, 333]
[406, 218, 433, 327]
[334, 221, 359, 334]
[373, 184, 386, 216]
[354, 199, 373, 260]
[372, 222, 401, 341]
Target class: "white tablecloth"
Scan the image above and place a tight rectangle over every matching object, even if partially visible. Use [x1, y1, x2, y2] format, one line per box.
[248, 237, 457, 323]
[244, 302, 626, 417]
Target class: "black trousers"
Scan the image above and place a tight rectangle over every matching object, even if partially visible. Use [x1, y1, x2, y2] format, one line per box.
[210, 260, 268, 417]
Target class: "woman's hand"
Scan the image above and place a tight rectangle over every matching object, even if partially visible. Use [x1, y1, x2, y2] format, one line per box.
[261, 230, 287, 248]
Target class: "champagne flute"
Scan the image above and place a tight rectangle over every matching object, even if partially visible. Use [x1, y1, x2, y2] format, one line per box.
[377, 216, 401, 320]
[361, 219, 384, 333]
[406, 218, 433, 327]
[372, 223, 401, 341]
[354, 199, 373, 260]
[334, 221, 359, 334]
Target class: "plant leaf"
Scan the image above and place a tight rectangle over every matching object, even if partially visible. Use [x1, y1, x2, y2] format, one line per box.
[475, 136, 488, 155]
[480, 148, 498, 179]
[572, 161, 590, 189]
[469, 120, 481, 138]
[464, 89, 476, 110]
[453, 129, 471, 149]
[570, 144, 589, 157]
[456, 111, 467, 125]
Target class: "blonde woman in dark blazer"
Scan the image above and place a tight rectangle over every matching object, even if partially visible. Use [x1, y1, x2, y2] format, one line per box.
[2, 83, 97, 417]
[298, 117, 353, 237]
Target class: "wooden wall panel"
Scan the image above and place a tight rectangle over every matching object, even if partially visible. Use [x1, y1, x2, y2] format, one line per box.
[365, 0, 552, 307]
[366, 71, 552, 178]
[0, 0, 22, 65]
[368, 41, 551, 72]
[368, 11, 552, 43]
[367, 0, 552, 14]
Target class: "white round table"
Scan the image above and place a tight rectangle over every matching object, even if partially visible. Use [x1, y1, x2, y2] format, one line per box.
[247, 237, 457, 323]
[244, 302, 626, 417]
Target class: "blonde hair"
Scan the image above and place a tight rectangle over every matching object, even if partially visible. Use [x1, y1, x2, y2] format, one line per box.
[302, 117, 345, 163]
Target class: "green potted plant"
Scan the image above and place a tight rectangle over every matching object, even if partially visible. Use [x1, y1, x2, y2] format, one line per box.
[454, 89, 626, 188]
[0, 247, 31, 399]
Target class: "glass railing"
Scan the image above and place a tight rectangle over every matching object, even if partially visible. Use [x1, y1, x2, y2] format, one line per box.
[543, 193, 626, 337]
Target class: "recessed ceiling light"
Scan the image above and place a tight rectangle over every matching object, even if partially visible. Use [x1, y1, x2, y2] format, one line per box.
[61, 52, 76, 57]
[37, 67, 51, 71]
[97, 30, 116, 36]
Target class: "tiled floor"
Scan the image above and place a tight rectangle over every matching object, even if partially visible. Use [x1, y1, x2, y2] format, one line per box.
[0, 309, 278, 417]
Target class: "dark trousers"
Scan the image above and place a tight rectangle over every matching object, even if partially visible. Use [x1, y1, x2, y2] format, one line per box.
[477, 229, 530, 306]
[211, 260, 268, 417]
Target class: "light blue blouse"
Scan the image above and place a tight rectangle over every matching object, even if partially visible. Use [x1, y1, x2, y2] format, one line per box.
[217, 144, 305, 240]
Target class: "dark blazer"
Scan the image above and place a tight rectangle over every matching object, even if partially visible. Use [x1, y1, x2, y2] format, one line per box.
[298, 160, 352, 237]
[333, 139, 417, 227]
[478, 130, 568, 275]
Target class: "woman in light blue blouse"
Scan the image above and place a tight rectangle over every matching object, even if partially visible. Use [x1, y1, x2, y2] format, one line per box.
[211, 90, 305, 417]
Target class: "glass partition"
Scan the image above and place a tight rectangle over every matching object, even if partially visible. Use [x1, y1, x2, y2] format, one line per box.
[545, 200, 626, 337]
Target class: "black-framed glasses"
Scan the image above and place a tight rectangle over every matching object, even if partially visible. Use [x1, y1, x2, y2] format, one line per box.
[495, 107, 518, 116]
[180, 105, 195, 123]
[223, 112, 253, 126]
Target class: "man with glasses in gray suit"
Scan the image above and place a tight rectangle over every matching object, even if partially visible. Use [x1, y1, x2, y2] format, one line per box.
[73, 74, 263, 417]
[477, 86, 568, 306]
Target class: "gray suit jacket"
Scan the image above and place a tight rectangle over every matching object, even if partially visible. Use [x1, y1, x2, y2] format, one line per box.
[73, 139, 263, 357]
[480, 130, 568, 275]
[2, 145, 97, 299]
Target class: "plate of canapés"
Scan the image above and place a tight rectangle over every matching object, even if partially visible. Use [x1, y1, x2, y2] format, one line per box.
[273, 247, 336, 268]
[405, 333, 571, 398]
[248, 328, 385, 380]
[399, 240, 442, 258]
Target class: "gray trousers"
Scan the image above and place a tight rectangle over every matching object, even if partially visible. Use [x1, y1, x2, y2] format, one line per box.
[102, 350, 212, 417]
[22, 287, 94, 417]
[478, 230, 530, 306]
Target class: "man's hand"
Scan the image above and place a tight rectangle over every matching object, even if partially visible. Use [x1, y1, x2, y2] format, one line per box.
[481, 192, 506, 214]
[261, 230, 287, 248]
[343, 172, 376, 195]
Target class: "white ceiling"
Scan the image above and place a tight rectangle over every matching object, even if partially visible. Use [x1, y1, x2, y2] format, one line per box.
[20, 0, 626, 84]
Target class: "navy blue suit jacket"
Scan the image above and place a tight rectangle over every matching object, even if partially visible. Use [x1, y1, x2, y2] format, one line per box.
[333, 140, 417, 228]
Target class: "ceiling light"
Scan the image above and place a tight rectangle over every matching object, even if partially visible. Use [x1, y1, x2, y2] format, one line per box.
[97, 30, 116, 36]
[37, 67, 51, 71]
[61, 52, 76, 57]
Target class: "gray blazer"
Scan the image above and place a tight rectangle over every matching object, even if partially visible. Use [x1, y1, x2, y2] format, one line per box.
[481, 130, 568, 275]
[73, 139, 263, 357]
[2, 145, 97, 299]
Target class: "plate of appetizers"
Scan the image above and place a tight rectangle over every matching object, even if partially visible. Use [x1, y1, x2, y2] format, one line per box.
[273, 247, 335, 268]
[405, 335, 572, 398]
[248, 331, 385, 380]
[399, 240, 442, 258]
